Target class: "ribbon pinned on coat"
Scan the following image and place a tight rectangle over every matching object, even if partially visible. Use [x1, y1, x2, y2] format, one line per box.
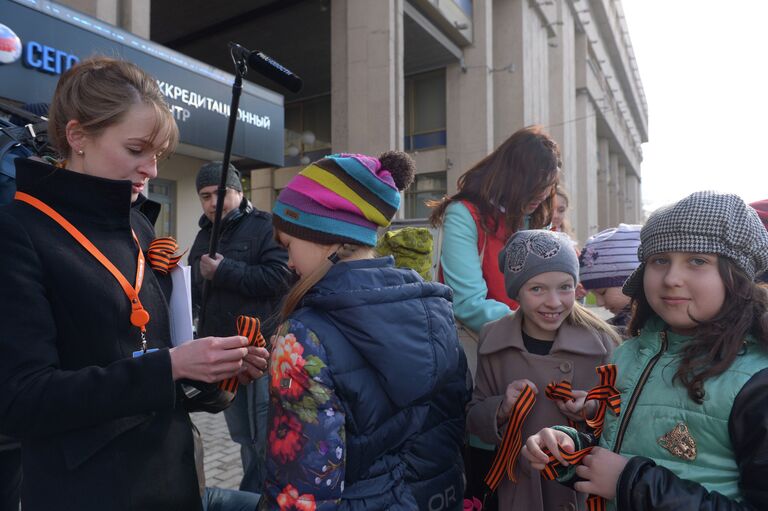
[147, 237, 185, 274]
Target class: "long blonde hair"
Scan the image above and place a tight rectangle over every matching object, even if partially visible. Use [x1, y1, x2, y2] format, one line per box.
[566, 302, 622, 346]
[279, 239, 376, 321]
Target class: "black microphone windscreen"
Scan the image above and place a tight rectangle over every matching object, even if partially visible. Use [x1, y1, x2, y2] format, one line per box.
[247, 51, 303, 94]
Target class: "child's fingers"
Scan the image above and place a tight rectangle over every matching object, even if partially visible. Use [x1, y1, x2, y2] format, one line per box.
[573, 480, 593, 494]
[522, 435, 551, 464]
[521, 446, 547, 471]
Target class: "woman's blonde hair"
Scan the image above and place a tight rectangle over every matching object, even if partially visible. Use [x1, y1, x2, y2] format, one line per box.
[566, 302, 622, 346]
[279, 239, 376, 321]
[48, 56, 178, 159]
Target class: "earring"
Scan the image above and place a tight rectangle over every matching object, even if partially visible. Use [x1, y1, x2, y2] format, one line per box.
[76, 149, 84, 156]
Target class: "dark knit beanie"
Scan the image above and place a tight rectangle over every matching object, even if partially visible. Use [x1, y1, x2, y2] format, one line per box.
[196, 161, 242, 192]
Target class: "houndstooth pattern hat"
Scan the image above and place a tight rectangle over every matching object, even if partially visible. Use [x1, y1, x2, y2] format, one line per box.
[622, 191, 768, 297]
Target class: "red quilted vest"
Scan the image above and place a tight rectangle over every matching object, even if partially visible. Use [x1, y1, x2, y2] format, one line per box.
[460, 201, 518, 310]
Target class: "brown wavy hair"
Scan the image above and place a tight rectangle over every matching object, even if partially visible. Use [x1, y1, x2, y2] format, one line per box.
[627, 257, 768, 403]
[429, 125, 561, 234]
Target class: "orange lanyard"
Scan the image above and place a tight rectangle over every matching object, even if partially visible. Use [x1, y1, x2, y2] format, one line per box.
[15, 191, 152, 352]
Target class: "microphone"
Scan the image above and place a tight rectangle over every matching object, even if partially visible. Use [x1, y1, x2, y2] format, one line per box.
[229, 42, 303, 94]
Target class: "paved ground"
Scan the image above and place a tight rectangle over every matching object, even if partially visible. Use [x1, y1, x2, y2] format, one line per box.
[191, 411, 244, 490]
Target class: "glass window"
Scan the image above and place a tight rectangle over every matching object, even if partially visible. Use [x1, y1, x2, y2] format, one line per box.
[405, 171, 447, 219]
[148, 179, 176, 238]
[405, 70, 447, 151]
[284, 96, 331, 166]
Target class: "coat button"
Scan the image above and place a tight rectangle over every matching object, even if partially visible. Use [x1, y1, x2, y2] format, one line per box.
[559, 361, 573, 373]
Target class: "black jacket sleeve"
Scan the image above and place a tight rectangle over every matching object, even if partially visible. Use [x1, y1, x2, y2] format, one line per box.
[615, 368, 768, 511]
[212, 214, 290, 299]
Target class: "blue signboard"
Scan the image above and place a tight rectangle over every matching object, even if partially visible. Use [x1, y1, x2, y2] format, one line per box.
[0, 0, 284, 165]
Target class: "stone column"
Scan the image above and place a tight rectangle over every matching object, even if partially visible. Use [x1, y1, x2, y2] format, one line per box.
[331, 0, 404, 155]
[574, 91, 599, 241]
[609, 152, 620, 226]
[548, 0, 577, 194]
[597, 138, 610, 231]
[493, 0, 551, 147]
[618, 164, 628, 224]
[445, 0, 494, 195]
[250, 168, 274, 212]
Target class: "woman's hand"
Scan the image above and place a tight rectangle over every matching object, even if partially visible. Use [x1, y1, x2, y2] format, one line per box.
[236, 346, 270, 385]
[574, 447, 629, 500]
[497, 379, 539, 425]
[555, 390, 598, 422]
[522, 427, 575, 470]
[169, 336, 249, 382]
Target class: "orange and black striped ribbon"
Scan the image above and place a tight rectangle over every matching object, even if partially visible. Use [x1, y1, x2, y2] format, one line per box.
[147, 237, 185, 274]
[540, 445, 606, 511]
[218, 315, 267, 394]
[484, 385, 536, 490]
[584, 364, 620, 438]
[545, 381, 578, 428]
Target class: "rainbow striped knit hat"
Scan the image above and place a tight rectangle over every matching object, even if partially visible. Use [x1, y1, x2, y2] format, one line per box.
[273, 152, 415, 246]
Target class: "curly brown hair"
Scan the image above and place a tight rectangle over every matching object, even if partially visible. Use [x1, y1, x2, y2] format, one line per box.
[429, 125, 561, 234]
[627, 257, 768, 403]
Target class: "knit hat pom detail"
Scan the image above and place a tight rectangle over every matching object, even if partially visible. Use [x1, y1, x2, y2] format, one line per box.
[379, 151, 415, 191]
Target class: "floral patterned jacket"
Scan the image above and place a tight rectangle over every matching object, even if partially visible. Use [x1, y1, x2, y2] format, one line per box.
[262, 319, 346, 511]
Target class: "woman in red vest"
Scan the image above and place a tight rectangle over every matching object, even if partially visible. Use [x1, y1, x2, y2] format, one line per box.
[429, 125, 561, 510]
[430, 125, 561, 334]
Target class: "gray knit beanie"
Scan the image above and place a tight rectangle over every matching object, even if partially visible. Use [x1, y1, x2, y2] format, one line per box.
[623, 191, 768, 297]
[498, 229, 580, 300]
[196, 161, 242, 192]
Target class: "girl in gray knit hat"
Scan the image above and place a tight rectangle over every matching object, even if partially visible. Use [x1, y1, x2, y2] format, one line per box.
[523, 191, 768, 511]
[467, 229, 621, 511]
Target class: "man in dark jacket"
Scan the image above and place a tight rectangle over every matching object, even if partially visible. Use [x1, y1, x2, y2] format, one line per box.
[188, 161, 291, 493]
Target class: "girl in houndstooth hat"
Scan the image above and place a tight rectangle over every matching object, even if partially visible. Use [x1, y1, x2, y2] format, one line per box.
[523, 191, 768, 511]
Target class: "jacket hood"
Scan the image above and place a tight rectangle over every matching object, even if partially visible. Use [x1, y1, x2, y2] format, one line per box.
[299, 256, 461, 407]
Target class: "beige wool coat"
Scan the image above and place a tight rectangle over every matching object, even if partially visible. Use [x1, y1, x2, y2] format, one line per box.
[467, 312, 615, 511]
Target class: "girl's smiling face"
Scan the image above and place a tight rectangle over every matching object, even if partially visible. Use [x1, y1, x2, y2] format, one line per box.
[642, 252, 726, 335]
[517, 271, 576, 340]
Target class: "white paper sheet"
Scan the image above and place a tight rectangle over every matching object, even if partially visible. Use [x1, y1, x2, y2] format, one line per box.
[169, 264, 194, 347]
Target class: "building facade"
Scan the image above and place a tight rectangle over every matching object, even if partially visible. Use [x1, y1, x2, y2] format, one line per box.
[4, 0, 648, 245]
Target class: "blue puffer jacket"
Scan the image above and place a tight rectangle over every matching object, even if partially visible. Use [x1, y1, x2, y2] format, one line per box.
[262, 257, 469, 511]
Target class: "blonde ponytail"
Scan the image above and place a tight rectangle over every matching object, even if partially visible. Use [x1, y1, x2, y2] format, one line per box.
[566, 302, 622, 346]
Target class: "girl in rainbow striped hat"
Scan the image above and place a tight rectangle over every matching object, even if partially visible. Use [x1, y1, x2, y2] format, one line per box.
[262, 151, 470, 510]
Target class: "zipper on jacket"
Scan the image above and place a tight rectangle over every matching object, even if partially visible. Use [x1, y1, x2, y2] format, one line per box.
[612, 330, 668, 453]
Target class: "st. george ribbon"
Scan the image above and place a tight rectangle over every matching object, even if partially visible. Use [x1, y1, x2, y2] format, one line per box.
[197, 43, 301, 335]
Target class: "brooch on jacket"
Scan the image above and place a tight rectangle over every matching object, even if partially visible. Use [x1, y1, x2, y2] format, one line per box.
[658, 422, 697, 461]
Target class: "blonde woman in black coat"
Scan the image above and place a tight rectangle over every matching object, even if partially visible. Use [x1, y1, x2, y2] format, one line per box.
[0, 57, 269, 511]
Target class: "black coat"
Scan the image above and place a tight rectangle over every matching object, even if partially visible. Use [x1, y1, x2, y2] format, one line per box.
[0, 159, 201, 511]
[188, 201, 290, 339]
